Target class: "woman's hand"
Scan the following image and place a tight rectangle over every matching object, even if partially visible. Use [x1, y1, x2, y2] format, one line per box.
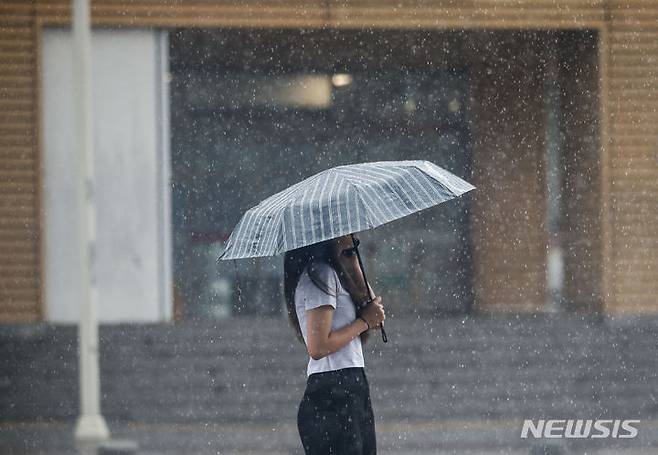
[305, 296, 385, 360]
[361, 296, 385, 329]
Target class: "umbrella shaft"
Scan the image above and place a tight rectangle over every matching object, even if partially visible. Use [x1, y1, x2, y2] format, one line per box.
[351, 234, 388, 343]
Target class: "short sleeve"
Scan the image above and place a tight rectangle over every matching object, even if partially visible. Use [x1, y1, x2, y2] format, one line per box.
[299, 262, 338, 311]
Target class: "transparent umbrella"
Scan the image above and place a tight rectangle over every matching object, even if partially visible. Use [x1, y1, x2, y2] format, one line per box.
[218, 159, 476, 342]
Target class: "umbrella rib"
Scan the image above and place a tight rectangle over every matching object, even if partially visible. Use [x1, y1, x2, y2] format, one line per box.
[325, 169, 339, 240]
[337, 171, 375, 229]
[253, 172, 330, 257]
[333, 175, 347, 238]
[411, 162, 475, 195]
[265, 181, 312, 255]
[355, 165, 423, 213]
[337, 168, 398, 223]
[301, 171, 326, 246]
[400, 165, 443, 207]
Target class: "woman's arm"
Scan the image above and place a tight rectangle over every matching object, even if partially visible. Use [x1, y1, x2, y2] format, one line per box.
[305, 306, 368, 360]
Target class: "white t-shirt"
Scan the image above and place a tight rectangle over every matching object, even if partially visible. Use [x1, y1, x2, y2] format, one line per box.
[295, 261, 365, 377]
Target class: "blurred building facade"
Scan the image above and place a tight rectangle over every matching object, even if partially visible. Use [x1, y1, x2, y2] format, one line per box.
[1, 1, 657, 322]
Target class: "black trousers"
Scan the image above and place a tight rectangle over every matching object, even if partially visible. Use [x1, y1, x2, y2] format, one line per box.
[297, 367, 377, 455]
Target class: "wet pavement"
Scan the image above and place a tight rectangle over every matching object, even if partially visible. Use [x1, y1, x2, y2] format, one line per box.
[3, 418, 658, 455]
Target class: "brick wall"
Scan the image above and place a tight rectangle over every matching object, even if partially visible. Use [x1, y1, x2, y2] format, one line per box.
[0, 3, 40, 321]
[605, 2, 658, 314]
[559, 30, 603, 313]
[470, 31, 548, 312]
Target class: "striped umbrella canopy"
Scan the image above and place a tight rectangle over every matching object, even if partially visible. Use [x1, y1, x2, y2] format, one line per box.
[218, 160, 475, 261]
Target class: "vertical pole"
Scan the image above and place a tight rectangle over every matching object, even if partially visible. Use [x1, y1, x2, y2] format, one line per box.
[544, 33, 564, 313]
[72, 0, 110, 443]
[155, 31, 173, 321]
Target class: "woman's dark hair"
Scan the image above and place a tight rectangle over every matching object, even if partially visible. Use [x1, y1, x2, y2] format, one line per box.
[284, 239, 336, 345]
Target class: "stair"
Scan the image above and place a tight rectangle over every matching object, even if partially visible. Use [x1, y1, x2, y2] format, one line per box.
[1, 314, 658, 453]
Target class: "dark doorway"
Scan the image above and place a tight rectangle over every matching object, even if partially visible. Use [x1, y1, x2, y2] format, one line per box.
[170, 29, 474, 319]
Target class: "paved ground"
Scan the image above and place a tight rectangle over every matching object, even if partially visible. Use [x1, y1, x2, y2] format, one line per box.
[2, 419, 658, 455]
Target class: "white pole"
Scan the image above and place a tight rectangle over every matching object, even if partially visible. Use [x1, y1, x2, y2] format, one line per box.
[72, 0, 110, 442]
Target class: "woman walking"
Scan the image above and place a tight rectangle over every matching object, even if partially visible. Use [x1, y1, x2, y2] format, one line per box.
[284, 235, 385, 455]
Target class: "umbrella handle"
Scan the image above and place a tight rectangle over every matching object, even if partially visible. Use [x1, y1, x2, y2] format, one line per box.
[379, 320, 388, 343]
[351, 234, 388, 344]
